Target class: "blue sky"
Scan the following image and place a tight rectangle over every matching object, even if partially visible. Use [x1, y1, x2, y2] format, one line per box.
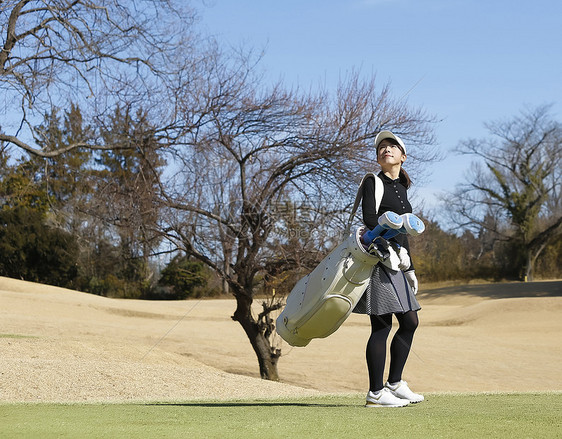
[198, 0, 561, 213]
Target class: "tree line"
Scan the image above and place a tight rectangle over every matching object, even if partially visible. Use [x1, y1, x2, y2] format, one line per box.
[1, 102, 560, 296]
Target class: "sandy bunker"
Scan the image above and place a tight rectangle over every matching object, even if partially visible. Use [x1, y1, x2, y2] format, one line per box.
[1, 277, 561, 402]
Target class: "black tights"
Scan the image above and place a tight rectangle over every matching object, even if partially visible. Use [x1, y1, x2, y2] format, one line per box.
[366, 311, 419, 392]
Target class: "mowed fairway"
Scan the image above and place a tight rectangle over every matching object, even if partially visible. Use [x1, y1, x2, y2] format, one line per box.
[1, 277, 561, 438]
[2, 393, 561, 439]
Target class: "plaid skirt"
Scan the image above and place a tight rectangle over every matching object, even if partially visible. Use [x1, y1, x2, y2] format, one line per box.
[353, 263, 421, 316]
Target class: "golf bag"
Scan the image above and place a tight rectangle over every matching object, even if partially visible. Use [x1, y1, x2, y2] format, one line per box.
[276, 173, 424, 347]
[276, 224, 382, 347]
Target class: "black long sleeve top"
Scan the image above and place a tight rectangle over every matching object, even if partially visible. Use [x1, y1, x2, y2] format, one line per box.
[361, 171, 414, 271]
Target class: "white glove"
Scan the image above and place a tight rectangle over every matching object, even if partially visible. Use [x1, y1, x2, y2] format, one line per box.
[397, 246, 411, 271]
[404, 270, 418, 295]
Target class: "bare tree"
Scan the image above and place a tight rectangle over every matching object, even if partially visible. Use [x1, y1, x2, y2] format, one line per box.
[448, 105, 562, 280]
[158, 54, 437, 380]
[1, 1, 439, 380]
[0, 0, 197, 157]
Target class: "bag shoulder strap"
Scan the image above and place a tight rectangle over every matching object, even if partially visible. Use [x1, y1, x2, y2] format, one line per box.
[344, 173, 383, 235]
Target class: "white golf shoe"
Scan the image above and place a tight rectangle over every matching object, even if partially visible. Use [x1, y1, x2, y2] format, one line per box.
[384, 380, 424, 403]
[365, 388, 410, 408]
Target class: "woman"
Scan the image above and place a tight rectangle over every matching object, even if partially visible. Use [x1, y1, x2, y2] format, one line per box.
[353, 130, 424, 408]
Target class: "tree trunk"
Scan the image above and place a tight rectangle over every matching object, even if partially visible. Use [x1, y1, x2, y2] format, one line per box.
[525, 254, 533, 282]
[222, 277, 230, 295]
[231, 291, 280, 381]
[526, 241, 547, 282]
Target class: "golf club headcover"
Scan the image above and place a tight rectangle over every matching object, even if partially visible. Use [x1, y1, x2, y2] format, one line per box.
[361, 211, 403, 245]
[382, 213, 425, 240]
[402, 213, 425, 236]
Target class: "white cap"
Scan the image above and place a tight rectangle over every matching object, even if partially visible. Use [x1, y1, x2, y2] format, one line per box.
[374, 130, 406, 154]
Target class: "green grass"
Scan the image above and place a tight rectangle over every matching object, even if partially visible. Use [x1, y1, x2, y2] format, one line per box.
[1, 393, 561, 439]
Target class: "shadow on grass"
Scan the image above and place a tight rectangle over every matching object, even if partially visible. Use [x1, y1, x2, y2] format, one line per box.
[145, 401, 357, 408]
[418, 280, 561, 300]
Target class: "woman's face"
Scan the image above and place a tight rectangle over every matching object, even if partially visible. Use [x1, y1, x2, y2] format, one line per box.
[377, 139, 406, 167]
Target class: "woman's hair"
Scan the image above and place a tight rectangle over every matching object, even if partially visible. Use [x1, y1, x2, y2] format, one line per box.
[377, 140, 412, 189]
[399, 168, 412, 189]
